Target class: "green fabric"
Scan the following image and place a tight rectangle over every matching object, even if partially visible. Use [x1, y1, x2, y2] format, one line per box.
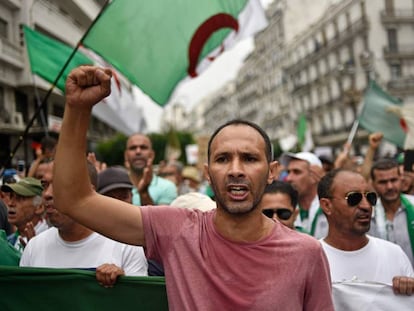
[23, 25, 93, 92]
[359, 80, 406, 148]
[0, 230, 20, 266]
[299, 208, 309, 221]
[295, 226, 311, 235]
[0, 266, 168, 310]
[310, 207, 323, 236]
[401, 195, 414, 258]
[82, 0, 249, 105]
[297, 114, 307, 149]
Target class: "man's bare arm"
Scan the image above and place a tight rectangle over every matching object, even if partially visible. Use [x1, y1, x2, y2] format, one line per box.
[54, 66, 145, 246]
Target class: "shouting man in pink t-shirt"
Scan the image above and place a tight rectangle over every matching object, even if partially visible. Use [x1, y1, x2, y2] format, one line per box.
[54, 65, 334, 311]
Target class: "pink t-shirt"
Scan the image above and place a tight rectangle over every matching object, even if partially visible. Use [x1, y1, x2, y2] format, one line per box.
[141, 206, 333, 311]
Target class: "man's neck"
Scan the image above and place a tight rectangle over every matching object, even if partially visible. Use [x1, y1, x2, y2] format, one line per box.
[129, 171, 144, 187]
[381, 196, 401, 220]
[299, 191, 317, 211]
[213, 208, 274, 243]
[58, 223, 94, 242]
[324, 233, 369, 251]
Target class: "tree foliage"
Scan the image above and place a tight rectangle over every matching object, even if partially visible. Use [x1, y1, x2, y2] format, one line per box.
[95, 131, 195, 166]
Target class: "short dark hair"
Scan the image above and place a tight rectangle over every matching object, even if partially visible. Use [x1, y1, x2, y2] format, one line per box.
[370, 158, 399, 181]
[207, 119, 272, 163]
[264, 180, 298, 208]
[317, 168, 344, 199]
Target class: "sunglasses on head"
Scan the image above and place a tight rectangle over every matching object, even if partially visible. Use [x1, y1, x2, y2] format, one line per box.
[345, 191, 377, 207]
[262, 208, 293, 220]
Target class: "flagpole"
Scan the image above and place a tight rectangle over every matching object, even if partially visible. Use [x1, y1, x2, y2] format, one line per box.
[347, 119, 359, 145]
[1, 0, 111, 171]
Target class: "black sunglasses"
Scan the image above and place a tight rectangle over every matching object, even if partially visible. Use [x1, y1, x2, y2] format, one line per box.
[262, 208, 293, 220]
[345, 191, 377, 207]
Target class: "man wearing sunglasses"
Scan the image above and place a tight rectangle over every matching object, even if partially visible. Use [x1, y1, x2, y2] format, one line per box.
[369, 158, 414, 267]
[318, 169, 414, 298]
[260, 180, 305, 232]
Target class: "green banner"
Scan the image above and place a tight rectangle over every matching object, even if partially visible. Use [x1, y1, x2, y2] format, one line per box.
[0, 266, 168, 310]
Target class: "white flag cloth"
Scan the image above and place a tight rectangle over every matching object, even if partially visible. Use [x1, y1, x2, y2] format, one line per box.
[332, 280, 414, 310]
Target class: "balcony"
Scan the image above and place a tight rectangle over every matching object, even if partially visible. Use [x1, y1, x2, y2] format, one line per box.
[383, 45, 414, 60]
[0, 38, 24, 69]
[387, 77, 414, 96]
[381, 10, 414, 24]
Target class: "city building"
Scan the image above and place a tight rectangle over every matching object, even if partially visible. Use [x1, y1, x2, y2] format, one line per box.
[0, 0, 145, 169]
[184, 0, 413, 157]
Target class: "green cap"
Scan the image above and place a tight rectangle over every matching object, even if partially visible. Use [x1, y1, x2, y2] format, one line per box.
[1, 177, 43, 197]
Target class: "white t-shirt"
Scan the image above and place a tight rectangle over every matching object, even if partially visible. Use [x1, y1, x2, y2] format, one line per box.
[320, 235, 414, 285]
[20, 227, 148, 276]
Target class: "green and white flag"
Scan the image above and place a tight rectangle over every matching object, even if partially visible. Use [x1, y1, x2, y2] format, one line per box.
[82, 0, 267, 106]
[23, 26, 145, 135]
[23, 25, 93, 92]
[297, 114, 314, 152]
[359, 81, 406, 148]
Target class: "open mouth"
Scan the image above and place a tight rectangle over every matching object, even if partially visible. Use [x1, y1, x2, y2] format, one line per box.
[227, 185, 249, 200]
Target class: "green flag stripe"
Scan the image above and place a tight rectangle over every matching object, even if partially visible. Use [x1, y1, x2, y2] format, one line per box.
[24, 25, 93, 92]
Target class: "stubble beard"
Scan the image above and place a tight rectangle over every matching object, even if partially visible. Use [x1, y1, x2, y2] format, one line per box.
[130, 164, 144, 176]
[210, 179, 263, 216]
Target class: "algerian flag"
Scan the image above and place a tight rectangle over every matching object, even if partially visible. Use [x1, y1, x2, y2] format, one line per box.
[23, 26, 145, 135]
[359, 80, 406, 148]
[297, 114, 314, 152]
[82, 0, 267, 106]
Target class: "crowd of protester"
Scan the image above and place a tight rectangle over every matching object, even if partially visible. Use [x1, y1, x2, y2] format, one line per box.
[1, 65, 414, 309]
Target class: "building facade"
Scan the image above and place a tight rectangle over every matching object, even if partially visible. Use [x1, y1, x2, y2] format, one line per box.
[0, 0, 126, 168]
[184, 0, 413, 156]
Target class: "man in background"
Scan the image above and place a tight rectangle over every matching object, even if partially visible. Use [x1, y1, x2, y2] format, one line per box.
[20, 161, 148, 287]
[369, 158, 414, 266]
[281, 151, 327, 238]
[1, 177, 48, 252]
[318, 169, 414, 297]
[124, 133, 177, 205]
[260, 180, 304, 232]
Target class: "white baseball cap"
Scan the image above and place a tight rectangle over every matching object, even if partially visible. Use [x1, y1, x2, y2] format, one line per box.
[280, 152, 322, 168]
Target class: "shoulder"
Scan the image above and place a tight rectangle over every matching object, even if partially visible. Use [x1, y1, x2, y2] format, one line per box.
[25, 227, 56, 250]
[152, 174, 176, 189]
[141, 205, 206, 220]
[368, 235, 406, 254]
[278, 225, 321, 250]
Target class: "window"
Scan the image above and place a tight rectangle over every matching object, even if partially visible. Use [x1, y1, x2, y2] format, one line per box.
[387, 29, 398, 52]
[0, 18, 7, 39]
[390, 64, 401, 79]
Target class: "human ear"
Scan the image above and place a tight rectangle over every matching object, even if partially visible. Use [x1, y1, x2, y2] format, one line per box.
[268, 161, 279, 183]
[320, 198, 333, 216]
[203, 163, 211, 184]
